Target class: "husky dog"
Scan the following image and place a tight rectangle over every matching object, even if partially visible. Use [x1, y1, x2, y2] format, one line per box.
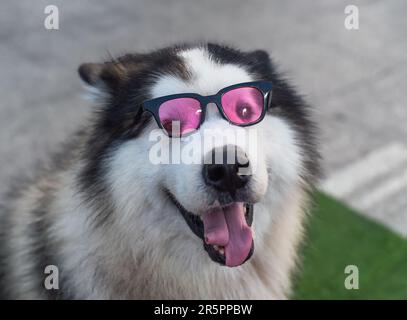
[0, 43, 320, 299]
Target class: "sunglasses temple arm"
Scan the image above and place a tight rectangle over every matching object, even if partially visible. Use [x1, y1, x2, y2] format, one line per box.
[265, 92, 272, 110]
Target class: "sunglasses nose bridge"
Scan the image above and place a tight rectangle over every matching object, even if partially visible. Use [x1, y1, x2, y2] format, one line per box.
[202, 95, 223, 121]
[201, 94, 222, 116]
[201, 94, 218, 107]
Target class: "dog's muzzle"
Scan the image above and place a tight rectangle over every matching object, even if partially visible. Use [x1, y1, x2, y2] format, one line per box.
[168, 145, 255, 267]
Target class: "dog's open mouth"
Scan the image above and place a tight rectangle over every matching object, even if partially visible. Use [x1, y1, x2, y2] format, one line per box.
[167, 192, 254, 267]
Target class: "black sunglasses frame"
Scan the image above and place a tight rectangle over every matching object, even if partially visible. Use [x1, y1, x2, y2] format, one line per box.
[142, 81, 273, 136]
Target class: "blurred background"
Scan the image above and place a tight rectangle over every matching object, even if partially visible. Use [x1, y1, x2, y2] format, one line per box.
[1, 0, 406, 298]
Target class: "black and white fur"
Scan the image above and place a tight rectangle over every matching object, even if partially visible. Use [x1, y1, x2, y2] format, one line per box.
[0, 43, 320, 299]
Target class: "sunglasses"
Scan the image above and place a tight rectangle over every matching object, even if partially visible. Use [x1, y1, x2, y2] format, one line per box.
[142, 81, 273, 137]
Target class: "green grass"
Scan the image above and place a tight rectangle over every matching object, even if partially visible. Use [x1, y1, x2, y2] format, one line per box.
[293, 192, 407, 299]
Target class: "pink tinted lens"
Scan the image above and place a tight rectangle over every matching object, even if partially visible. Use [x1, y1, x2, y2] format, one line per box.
[158, 97, 202, 136]
[221, 87, 264, 125]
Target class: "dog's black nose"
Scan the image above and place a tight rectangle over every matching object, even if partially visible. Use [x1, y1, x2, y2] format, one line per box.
[203, 145, 251, 196]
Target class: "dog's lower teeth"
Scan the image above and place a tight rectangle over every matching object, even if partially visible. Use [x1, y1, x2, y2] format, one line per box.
[213, 245, 224, 255]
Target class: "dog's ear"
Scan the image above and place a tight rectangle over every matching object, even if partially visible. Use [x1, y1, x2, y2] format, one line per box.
[78, 61, 127, 92]
[248, 50, 272, 66]
[249, 50, 270, 61]
[247, 49, 274, 76]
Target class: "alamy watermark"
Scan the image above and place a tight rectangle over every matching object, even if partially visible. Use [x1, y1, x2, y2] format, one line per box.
[344, 264, 359, 290]
[44, 265, 59, 290]
[44, 5, 59, 30]
[344, 5, 359, 30]
[148, 122, 259, 175]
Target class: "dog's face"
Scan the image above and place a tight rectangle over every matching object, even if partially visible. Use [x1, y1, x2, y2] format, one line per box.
[78, 43, 319, 269]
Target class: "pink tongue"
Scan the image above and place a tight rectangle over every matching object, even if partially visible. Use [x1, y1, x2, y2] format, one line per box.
[202, 203, 253, 267]
[203, 207, 229, 246]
